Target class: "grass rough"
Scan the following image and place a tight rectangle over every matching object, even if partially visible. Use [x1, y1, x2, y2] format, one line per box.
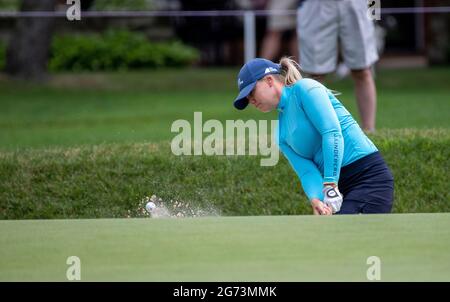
[0, 129, 448, 219]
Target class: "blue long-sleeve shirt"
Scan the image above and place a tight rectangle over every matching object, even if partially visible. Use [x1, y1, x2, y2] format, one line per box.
[275, 78, 378, 201]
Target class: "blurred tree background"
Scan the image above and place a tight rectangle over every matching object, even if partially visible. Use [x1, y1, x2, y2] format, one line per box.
[0, 0, 449, 81]
[1, 0, 198, 80]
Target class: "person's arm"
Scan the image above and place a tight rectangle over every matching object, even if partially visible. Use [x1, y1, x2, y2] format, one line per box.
[279, 142, 332, 215]
[278, 141, 324, 201]
[297, 84, 344, 185]
[294, 83, 345, 213]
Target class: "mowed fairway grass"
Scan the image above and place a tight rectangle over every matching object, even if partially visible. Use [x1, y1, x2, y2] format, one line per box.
[0, 67, 449, 150]
[1, 214, 450, 281]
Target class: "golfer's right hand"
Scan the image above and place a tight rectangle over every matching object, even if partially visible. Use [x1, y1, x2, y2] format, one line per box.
[311, 198, 332, 216]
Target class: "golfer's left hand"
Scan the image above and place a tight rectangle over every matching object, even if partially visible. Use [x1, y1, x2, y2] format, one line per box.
[311, 198, 333, 216]
[323, 184, 343, 214]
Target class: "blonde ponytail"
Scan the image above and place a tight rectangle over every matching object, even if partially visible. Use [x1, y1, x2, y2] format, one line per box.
[276, 57, 341, 96]
[278, 57, 302, 85]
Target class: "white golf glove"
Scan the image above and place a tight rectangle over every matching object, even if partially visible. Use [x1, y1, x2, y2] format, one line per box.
[323, 184, 343, 214]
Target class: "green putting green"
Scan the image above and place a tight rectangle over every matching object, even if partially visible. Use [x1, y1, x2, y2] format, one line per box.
[1, 213, 449, 281]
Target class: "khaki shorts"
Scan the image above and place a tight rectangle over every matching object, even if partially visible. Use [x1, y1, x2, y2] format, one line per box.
[267, 0, 298, 31]
[297, 0, 379, 74]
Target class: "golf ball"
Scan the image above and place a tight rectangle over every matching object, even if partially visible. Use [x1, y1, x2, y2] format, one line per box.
[145, 201, 156, 212]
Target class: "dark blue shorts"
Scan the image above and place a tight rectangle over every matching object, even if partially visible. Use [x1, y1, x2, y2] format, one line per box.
[336, 151, 394, 214]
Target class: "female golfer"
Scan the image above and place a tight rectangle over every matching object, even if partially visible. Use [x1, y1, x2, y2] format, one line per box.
[233, 58, 394, 215]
